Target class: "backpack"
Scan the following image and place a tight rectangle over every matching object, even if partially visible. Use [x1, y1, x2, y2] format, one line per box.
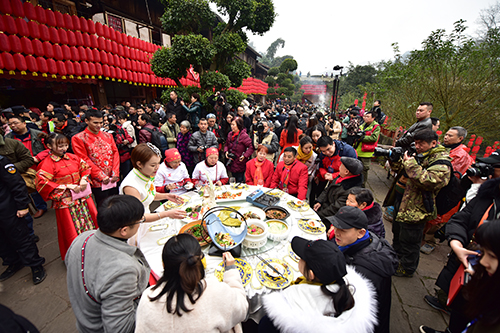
[143, 127, 163, 151]
[429, 160, 466, 215]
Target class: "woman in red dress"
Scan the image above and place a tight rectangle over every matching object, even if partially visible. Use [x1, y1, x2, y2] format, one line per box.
[36, 133, 97, 260]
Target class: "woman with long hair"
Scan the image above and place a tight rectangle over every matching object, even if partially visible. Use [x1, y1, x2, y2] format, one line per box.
[260, 236, 377, 333]
[36, 133, 97, 260]
[224, 117, 254, 183]
[135, 234, 248, 332]
[420, 221, 500, 333]
[279, 115, 302, 155]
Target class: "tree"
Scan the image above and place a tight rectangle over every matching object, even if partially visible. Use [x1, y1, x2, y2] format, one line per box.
[265, 57, 302, 101]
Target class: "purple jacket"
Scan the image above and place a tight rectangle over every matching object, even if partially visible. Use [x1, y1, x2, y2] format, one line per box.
[224, 129, 254, 173]
[177, 132, 194, 167]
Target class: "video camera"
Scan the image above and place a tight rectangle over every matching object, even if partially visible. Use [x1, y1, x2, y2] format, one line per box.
[466, 163, 495, 178]
[374, 142, 417, 162]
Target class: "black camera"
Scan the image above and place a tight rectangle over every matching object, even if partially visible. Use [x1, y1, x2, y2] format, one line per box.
[199, 146, 206, 150]
[466, 163, 495, 178]
[256, 121, 265, 133]
[226, 152, 237, 167]
[374, 142, 417, 162]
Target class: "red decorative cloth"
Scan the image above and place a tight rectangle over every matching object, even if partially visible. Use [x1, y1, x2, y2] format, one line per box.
[206, 147, 218, 157]
[165, 148, 181, 162]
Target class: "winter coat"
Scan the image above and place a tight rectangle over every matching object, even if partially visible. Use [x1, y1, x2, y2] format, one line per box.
[6, 128, 45, 159]
[245, 158, 274, 187]
[176, 131, 194, 168]
[208, 95, 232, 125]
[447, 144, 475, 176]
[341, 233, 398, 333]
[166, 99, 184, 124]
[364, 202, 386, 239]
[396, 117, 432, 147]
[0, 134, 34, 173]
[188, 130, 218, 164]
[122, 120, 137, 148]
[138, 123, 156, 144]
[325, 120, 342, 140]
[317, 140, 358, 180]
[355, 121, 381, 158]
[160, 121, 180, 149]
[251, 130, 279, 162]
[224, 129, 254, 173]
[262, 266, 378, 333]
[270, 160, 309, 200]
[182, 101, 202, 130]
[317, 174, 363, 219]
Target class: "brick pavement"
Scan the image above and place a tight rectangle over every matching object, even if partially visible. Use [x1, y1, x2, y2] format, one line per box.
[0, 162, 450, 332]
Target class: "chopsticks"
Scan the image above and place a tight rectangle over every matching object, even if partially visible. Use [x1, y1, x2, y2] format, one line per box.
[256, 255, 287, 280]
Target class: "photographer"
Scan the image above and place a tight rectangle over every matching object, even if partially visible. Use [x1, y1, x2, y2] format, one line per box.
[384, 129, 451, 277]
[251, 120, 279, 163]
[395, 102, 433, 148]
[208, 91, 232, 125]
[224, 118, 253, 183]
[354, 111, 381, 187]
[462, 149, 500, 208]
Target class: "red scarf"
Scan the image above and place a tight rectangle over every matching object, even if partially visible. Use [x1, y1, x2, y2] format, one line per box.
[280, 161, 296, 189]
[335, 173, 359, 184]
[362, 202, 374, 211]
[231, 130, 240, 141]
[254, 159, 264, 183]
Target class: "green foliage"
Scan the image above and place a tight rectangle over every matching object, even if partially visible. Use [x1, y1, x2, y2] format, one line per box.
[224, 58, 252, 87]
[279, 58, 298, 74]
[200, 71, 231, 91]
[225, 89, 248, 108]
[159, 0, 215, 35]
[264, 76, 276, 87]
[267, 87, 276, 94]
[213, 0, 275, 35]
[267, 67, 279, 76]
[276, 73, 287, 85]
[212, 32, 247, 67]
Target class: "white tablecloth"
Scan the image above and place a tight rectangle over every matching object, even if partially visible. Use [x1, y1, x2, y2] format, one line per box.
[138, 185, 326, 319]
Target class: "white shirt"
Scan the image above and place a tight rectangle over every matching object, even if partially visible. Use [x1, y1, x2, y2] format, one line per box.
[154, 161, 190, 195]
[192, 161, 228, 185]
[119, 169, 156, 214]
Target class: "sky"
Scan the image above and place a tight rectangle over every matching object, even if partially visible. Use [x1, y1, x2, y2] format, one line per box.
[248, 0, 496, 75]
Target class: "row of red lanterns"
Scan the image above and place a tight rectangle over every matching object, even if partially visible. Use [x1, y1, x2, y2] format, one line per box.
[0, 1, 160, 54]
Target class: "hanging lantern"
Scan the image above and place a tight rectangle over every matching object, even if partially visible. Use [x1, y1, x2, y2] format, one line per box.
[109, 66, 116, 80]
[115, 31, 122, 44]
[73, 61, 82, 79]
[32, 39, 43, 57]
[95, 62, 102, 78]
[36, 56, 48, 76]
[75, 31, 83, 46]
[11, 0, 25, 18]
[106, 51, 114, 66]
[111, 41, 118, 55]
[56, 60, 66, 78]
[65, 60, 74, 78]
[53, 44, 63, 60]
[70, 46, 79, 61]
[13, 53, 27, 75]
[102, 24, 110, 40]
[127, 70, 133, 82]
[131, 60, 137, 72]
[15, 17, 29, 37]
[113, 54, 119, 67]
[9, 35, 23, 53]
[132, 72, 138, 84]
[88, 62, 96, 78]
[25, 54, 37, 75]
[43, 8, 55, 26]
[35, 5, 47, 24]
[21, 37, 33, 55]
[87, 19, 95, 35]
[98, 36, 106, 50]
[81, 61, 89, 78]
[82, 32, 91, 48]
[99, 49, 108, 64]
[63, 13, 73, 30]
[4, 15, 17, 35]
[104, 38, 112, 52]
[49, 27, 60, 44]
[129, 48, 137, 61]
[72, 15, 81, 31]
[43, 41, 54, 59]
[54, 11, 64, 28]
[123, 45, 130, 59]
[0, 16, 5, 33]
[0, 1, 12, 15]
[23, 1, 36, 21]
[79, 16, 88, 33]
[39, 24, 51, 42]
[90, 34, 98, 49]
[27, 21, 40, 40]
[92, 48, 100, 62]
[119, 56, 125, 69]
[47, 58, 57, 78]
[66, 30, 76, 46]
[85, 48, 93, 62]
[61, 44, 70, 58]
[95, 22, 104, 37]
[0, 34, 11, 53]
[78, 46, 87, 61]
[102, 63, 110, 79]
[125, 58, 131, 70]
[117, 44, 124, 57]
[58, 28, 68, 45]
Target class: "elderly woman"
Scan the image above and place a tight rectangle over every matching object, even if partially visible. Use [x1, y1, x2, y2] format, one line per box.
[245, 145, 274, 187]
[192, 148, 228, 186]
[224, 117, 254, 183]
[176, 120, 195, 176]
[154, 148, 192, 195]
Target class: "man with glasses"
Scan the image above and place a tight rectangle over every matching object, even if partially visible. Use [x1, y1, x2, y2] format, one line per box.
[65, 195, 150, 333]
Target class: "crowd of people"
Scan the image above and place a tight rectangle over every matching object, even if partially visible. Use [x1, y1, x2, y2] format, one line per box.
[0, 95, 499, 333]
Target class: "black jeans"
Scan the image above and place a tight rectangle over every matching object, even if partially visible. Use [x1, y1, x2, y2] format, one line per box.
[392, 220, 425, 274]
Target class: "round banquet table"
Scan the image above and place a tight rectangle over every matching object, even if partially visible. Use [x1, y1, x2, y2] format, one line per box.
[138, 185, 326, 321]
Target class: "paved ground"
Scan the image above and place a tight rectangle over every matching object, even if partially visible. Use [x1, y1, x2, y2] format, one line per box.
[0, 161, 450, 332]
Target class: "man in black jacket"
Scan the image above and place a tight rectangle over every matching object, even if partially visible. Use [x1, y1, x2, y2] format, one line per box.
[327, 206, 398, 333]
[166, 91, 184, 124]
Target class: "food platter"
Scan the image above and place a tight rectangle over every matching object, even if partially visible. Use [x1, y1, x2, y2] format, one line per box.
[215, 190, 244, 202]
[255, 258, 293, 289]
[266, 219, 290, 242]
[264, 206, 290, 220]
[179, 221, 211, 246]
[297, 218, 326, 235]
[231, 183, 249, 190]
[266, 189, 284, 198]
[214, 258, 252, 287]
[163, 195, 190, 210]
[238, 207, 266, 222]
[218, 206, 242, 227]
[182, 204, 203, 223]
[287, 199, 310, 212]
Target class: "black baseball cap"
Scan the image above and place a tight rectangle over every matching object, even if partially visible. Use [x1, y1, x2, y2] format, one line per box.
[476, 149, 500, 165]
[326, 206, 368, 230]
[291, 236, 347, 285]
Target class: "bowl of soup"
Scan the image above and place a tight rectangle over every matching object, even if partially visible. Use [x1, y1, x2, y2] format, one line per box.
[242, 219, 269, 249]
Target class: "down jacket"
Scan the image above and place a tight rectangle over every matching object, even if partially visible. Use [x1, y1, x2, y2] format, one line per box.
[224, 129, 254, 173]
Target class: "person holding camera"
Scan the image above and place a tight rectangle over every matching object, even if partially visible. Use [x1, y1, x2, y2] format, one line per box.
[251, 120, 279, 163]
[187, 118, 218, 165]
[208, 91, 232, 126]
[395, 102, 433, 148]
[224, 118, 254, 183]
[354, 111, 381, 187]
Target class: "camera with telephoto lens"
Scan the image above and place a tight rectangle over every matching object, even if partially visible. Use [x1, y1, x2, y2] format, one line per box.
[226, 152, 237, 167]
[374, 142, 417, 162]
[256, 121, 265, 134]
[466, 163, 495, 178]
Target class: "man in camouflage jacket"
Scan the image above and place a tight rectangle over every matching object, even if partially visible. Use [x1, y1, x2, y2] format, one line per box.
[384, 129, 451, 277]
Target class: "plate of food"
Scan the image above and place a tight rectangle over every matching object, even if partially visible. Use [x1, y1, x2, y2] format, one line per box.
[287, 199, 310, 212]
[215, 191, 244, 202]
[179, 221, 211, 246]
[163, 195, 190, 210]
[148, 223, 169, 232]
[238, 207, 266, 222]
[297, 219, 326, 235]
[218, 206, 242, 227]
[213, 232, 237, 249]
[266, 219, 290, 242]
[264, 206, 290, 220]
[183, 204, 203, 222]
[214, 258, 252, 287]
[255, 258, 293, 289]
[266, 189, 284, 198]
[231, 183, 249, 190]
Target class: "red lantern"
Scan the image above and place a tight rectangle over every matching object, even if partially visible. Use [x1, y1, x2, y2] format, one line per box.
[82, 32, 91, 48]
[0, 1, 13, 15]
[11, 0, 25, 17]
[106, 51, 114, 66]
[87, 19, 95, 34]
[113, 54, 119, 67]
[126, 70, 132, 82]
[0, 16, 5, 33]
[104, 39, 112, 53]
[129, 48, 137, 61]
[81, 61, 89, 77]
[90, 34, 98, 49]
[45, 9, 56, 27]
[26, 54, 37, 74]
[98, 37, 106, 50]
[32, 39, 44, 57]
[85, 48, 93, 62]
[115, 31, 122, 44]
[36, 56, 48, 75]
[53, 44, 63, 60]
[63, 13, 73, 30]
[109, 65, 116, 79]
[2, 52, 14, 73]
[61, 44, 70, 58]
[65, 60, 74, 77]
[23, 1, 37, 21]
[54, 11, 64, 28]
[57, 60, 67, 77]
[123, 46, 130, 59]
[58, 28, 68, 45]
[95, 22, 104, 37]
[131, 60, 137, 72]
[95, 62, 102, 77]
[119, 56, 125, 69]
[124, 58, 131, 70]
[13, 53, 27, 74]
[73, 61, 82, 77]
[88, 62, 96, 77]
[0, 34, 11, 53]
[79, 16, 88, 33]
[72, 15, 81, 31]
[39, 24, 50, 42]
[92, 48, 100, 62]
[21, 37, 33, 55]
[15, 17, 29, 37]
[47, 58, 57, 77]
[78, 46, 86, 61]
[99, 50, 108, 64]
[75, 31, 83, 46]
[118, 44, 124, 57]
[4, 15, 17, 35]
[43, 41, 54, 58]
[66, 31, 76, 46]
[9, 35, 22, 53]
[35, 6, 47, 24]
[111, 41, 118, 55]
[102, 64, 110, 77]
[102, 24, 110, 40]
[49, 27, 60, 44]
